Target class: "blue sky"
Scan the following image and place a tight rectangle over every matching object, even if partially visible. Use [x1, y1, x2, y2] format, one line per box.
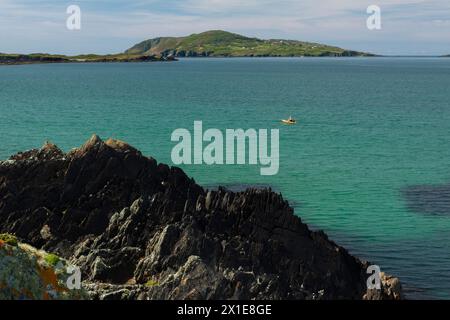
[0, 0, 449, 55]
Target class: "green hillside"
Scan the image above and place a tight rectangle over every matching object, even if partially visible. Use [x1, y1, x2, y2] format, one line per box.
[126, 30, 373, 57]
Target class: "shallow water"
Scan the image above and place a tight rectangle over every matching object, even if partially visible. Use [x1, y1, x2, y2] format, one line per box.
[1, 57, 450, 298]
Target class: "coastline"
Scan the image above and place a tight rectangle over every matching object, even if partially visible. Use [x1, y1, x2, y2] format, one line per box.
[0, 54, 177, 66]
[3, 55, 449, 66]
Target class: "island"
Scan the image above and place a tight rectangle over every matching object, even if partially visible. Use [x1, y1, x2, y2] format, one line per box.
[126, 30, 375, 57]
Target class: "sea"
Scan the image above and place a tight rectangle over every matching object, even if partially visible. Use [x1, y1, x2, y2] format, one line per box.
[1, 57, 450, 299]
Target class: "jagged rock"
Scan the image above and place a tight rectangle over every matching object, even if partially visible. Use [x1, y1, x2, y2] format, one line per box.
[363, 272, 403, 300]
[0, 136, 402, 300]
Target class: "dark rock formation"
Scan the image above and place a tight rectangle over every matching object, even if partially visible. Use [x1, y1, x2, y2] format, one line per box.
[0, 135, 401, 300]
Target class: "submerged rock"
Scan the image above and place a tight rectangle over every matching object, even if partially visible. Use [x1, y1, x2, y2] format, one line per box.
[0, 135, 402, 300]
[403, 183, 450, 216]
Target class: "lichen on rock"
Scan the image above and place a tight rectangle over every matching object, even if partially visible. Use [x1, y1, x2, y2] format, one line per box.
[0, 239, 87, 300]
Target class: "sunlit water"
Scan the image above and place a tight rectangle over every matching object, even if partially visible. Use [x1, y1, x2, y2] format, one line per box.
[1, 58, 450, 299]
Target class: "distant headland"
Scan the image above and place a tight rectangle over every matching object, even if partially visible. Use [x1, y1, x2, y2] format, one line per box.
[0, 53, 175, 65]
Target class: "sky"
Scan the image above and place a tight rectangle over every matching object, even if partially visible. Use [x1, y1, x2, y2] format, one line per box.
[0, 0, 449, 56]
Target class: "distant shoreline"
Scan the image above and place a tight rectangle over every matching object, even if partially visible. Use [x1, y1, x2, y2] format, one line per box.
[1, 54, 448, 66]
[0, 53, 177, 66]
[0, 60, 175, 66]
[176, 55, 448, 58]
[3, 30, 449, 65]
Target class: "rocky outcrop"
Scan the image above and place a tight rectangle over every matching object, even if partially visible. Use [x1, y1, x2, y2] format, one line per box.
[364, 273, 402, 300]
[0, 135, 401, 300]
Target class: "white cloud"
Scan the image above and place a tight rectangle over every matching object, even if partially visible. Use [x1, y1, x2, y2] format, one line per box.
[0, 0, 449, 55]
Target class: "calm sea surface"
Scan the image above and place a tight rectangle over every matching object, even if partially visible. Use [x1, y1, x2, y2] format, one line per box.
[1, 58, 450, 299]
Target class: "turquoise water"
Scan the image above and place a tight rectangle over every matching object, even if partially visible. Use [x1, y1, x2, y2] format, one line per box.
[1, 58, 450, 299]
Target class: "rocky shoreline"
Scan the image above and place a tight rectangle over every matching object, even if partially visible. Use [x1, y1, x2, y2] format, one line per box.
[0, 135, 402, 300]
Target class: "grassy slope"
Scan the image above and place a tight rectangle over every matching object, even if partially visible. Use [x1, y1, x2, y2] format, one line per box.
[126, 30, 373, 57]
